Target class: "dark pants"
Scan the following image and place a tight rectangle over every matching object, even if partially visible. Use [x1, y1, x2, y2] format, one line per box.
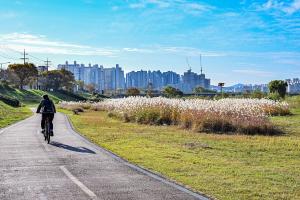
[41, 113, 54, 131]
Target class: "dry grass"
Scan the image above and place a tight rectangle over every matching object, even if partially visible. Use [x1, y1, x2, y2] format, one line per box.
[63, 109, 300, 200]
[59, 97, 289, 135]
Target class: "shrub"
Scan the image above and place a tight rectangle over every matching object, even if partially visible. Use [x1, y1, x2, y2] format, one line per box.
[0, 95, 20, 107]
[267, 92, 282, 101]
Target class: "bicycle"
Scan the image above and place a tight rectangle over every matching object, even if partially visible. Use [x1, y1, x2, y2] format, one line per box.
[44, 115, 51, 144]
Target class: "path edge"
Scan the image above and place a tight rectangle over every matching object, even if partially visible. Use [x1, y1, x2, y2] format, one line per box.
[0, 114, 36, 135]
[63, 113, 213, 200]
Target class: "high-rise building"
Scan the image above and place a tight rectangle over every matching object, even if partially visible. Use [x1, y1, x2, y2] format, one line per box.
[58, 61, 82, 81]
[58, 61, 125, 92]
[58, 61, 211, 94]
[148, 70, 163, 90]
[286, 78, 300, 94]
[180, 69, 210, 93]
[162, 71, 180, 86]
[115, 64, 125, 90]
[126, 70, 148, 89]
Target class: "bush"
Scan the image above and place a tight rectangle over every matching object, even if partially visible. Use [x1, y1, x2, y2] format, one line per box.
[267, 92, 282, 101]
[251, 90, 266, 99]
[268, 80, 288, 98]
[57, 90, 87, 101]
[0, 95, 20, 107]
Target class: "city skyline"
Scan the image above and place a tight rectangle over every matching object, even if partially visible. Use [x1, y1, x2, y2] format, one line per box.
[0, 0, 300, 85]
[57, 60, 211, 94]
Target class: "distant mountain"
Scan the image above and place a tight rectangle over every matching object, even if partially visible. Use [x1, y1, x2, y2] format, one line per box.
[210, 83, 245, 91]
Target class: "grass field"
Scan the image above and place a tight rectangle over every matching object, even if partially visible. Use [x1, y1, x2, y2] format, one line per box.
[63, 99, 300, 200]
[0, 84, 85, 105]
[0, 101, 32, 128]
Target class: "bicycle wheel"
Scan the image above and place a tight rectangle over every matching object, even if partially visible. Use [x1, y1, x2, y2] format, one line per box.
[46, 120, 51, 144]
[44, 121, 47, 141]
[44, 118, 51, 144]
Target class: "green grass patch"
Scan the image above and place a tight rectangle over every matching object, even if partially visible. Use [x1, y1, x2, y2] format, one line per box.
[270, 96, 300, 137]
[0, 83, 86, 105]
[0, 101, 32, 128]
[65, 109, 300, 200]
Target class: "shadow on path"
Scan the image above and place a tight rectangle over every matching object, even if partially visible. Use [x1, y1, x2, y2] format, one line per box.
[50, 141, 96, 154]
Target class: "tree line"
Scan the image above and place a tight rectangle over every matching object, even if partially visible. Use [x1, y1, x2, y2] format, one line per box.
[0, 63, 289, 99]
[0, 63, 75, 90]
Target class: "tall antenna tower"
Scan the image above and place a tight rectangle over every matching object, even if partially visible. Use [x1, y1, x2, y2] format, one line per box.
[200, 54, 203, 75]
[186, 57, 191, 71]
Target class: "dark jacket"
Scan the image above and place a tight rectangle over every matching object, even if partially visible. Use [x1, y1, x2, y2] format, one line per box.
[37, 99, 56, 113]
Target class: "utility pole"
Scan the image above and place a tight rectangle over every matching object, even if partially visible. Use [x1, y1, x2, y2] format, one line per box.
[44, 58, 51, 70]
[20, 49, 28, 64]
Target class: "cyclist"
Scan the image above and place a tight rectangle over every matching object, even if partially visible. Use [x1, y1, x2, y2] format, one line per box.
[36, 94, 56, 136]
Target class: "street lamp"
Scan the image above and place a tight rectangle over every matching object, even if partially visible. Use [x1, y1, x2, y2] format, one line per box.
[218, 82, 225, 96]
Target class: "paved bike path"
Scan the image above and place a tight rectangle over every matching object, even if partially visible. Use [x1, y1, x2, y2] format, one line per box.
[0, 113, 209, 200]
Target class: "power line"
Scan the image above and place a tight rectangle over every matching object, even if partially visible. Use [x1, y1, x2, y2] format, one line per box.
[0, 45, 23, 54]
[28, 54, 44, 62]
[0, 47, 19, 60]
[1, 46, 50, 66]
[0, 53, 18, 61]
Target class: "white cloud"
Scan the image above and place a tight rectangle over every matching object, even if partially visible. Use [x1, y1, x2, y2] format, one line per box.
[182, 2, 214, 15]
[112, 6, 119, 11]
[0, 33, 118, 57]
[156, 46, 226, 57]
[283, 0, 300, 14]
[0, 11, 18, 19]
[129, 2, 146, 9]
[258, 0, 300, 14]
[0, 33, 227, 60]
[129, 0, 214, 15]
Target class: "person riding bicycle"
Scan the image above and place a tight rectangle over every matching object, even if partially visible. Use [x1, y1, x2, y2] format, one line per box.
[36, 95, 56, 136]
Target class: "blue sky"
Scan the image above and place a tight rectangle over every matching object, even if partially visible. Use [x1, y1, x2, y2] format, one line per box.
[0, 0, 299, 85]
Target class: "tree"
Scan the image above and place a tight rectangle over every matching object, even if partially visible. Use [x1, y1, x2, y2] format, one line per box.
[41, 69, 75, 91]
[60, 68, 75, 91]
[41, 70, 63, 90]
[163, 86, 183, 98]
[85, 83, 96, 93]
[193, 86, 205, 95]
[8, 63, 38, 89]
[126, 88, 140, 96]
[251, 89, 265, 99]
[76, 80, 85, 91]
[147, 82, 153, 97]
[268, 80, 288, 98]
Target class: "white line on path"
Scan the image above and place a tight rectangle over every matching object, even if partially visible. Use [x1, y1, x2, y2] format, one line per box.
[59, 166, 97, 199]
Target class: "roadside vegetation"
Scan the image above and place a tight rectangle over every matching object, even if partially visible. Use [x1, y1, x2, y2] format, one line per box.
[0, 82, 87, 128]
[60, 97, 289, 135]
[60, 96, 300, 200]
[0, 83, 86, 105]
[0, 101, 32, 128]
